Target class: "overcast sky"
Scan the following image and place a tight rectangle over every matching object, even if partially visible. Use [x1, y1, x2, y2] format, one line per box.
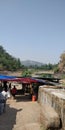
[0, 0, 65, 64]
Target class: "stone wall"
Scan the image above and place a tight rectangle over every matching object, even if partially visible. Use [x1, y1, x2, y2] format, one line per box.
[38, 85, 65, 130]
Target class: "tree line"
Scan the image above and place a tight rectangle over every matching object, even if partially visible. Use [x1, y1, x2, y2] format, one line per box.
[0, 45, 65, 74]
[0, 46, 24, 71]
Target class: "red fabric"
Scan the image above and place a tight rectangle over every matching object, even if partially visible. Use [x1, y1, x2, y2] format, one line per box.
[6, 77, 37, 83]
[11, 88, 17, 94]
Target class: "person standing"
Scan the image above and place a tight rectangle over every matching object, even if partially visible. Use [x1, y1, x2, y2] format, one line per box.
[11, 85, 17, 98]
[0, 89, 8, 114]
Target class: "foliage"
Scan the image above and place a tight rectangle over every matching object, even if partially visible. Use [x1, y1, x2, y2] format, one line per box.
[21, 69, 32, 77]
[28, 63, 57, 71]
[60, 74, 65, 79]
[53, 64, 59, 73]
[42, 73, 53, 78]
[0, 45, 23, 71]
[0, 45, 61, 74]
[58, 52, 65, 73]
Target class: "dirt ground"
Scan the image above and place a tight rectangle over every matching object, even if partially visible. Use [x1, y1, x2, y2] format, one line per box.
[0, 95, 42, 130]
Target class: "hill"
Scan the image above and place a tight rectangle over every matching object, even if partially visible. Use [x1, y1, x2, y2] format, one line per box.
[0, 45, 23, 71]
[21, 60, 44, 67]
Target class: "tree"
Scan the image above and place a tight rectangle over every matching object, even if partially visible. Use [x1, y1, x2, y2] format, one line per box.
[22, 69, 32, 77]
[58, 52, 65, 73]
[0, 45, 24, 71]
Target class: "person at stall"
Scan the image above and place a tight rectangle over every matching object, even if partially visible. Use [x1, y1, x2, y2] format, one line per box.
[11, 85, 17, 98]
[3, 81, 8, 92]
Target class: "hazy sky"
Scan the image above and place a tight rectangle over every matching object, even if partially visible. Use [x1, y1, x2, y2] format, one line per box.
[0, 0, 65, 64]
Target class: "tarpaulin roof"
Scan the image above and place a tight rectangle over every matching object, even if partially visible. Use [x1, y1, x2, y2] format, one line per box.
[8, 77, 39, 83]
[0, 75, 16, 80]
[0, 75, 38, 83]
[0, 75, 45, 84]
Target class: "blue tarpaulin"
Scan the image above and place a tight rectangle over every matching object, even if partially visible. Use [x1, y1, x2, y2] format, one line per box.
[0, 75, 45, 84]
[0, 75, 16, 81]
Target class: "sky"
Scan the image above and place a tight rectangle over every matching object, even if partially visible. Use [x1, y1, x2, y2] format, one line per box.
[0, 0, 65, 64]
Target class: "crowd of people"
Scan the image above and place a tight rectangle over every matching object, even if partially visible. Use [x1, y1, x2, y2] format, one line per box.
[0, 81, 17, 115]
[0, 81, 38, 115]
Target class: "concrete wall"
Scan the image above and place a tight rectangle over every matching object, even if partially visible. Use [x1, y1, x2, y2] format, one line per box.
[38, 85, 65, 130]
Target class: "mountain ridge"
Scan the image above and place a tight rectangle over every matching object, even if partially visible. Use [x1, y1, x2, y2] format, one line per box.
[21, 60, 44, 67]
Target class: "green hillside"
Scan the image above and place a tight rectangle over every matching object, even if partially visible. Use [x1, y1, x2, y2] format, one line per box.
[0, 46, 23, 71]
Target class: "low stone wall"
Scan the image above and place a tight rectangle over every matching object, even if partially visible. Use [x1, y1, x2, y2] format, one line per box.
[38, 85, 65, 130]
[40, 104, 60, 130]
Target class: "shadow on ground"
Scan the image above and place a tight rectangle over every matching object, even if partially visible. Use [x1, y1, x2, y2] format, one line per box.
[0, 103, 22, 130]
[15, 94, 32, 102]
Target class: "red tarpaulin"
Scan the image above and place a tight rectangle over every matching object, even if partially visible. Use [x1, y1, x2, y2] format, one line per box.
[0, 75, 38, 84]
[7, 77, 38, 83]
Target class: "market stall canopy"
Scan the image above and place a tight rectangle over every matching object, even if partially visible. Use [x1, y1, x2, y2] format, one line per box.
[15, 77, 38, 83]
[0, 75, 38, 83]
[0, 75, 46, 84]
[0, 75, 16, 81]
